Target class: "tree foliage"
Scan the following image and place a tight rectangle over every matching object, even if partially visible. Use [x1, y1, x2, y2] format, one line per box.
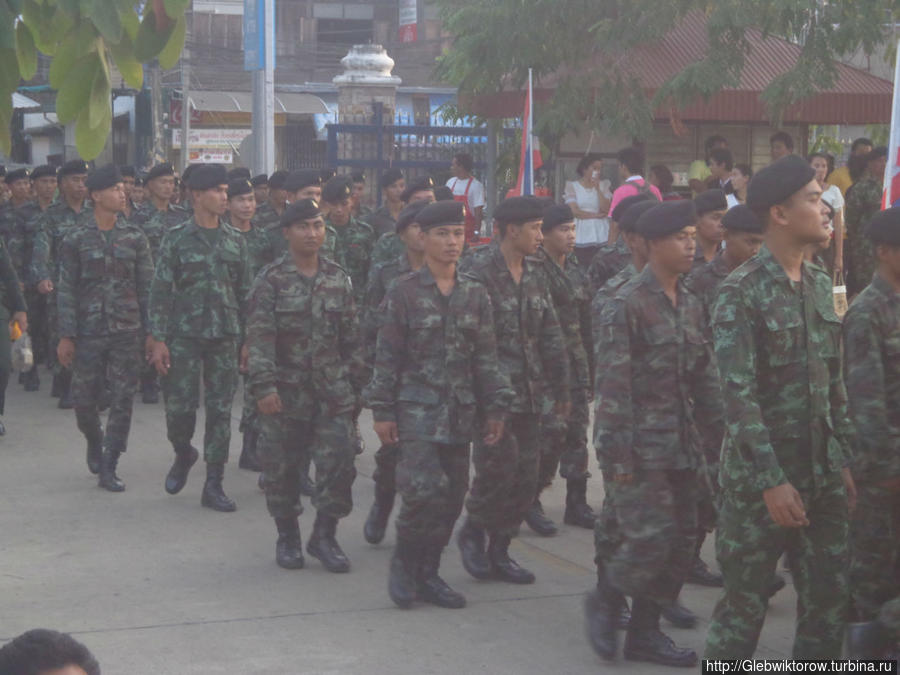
[1, 0, 190, 159]
[433, 0, 899, 146]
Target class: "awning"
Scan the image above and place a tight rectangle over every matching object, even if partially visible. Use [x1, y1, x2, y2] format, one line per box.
[13, 92, 40, 110]
[184, 90, 329, 115]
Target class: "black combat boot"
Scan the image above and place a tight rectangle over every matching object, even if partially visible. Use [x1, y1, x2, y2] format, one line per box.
[98, 450, 126, 492]
[487, 533, 535, 584]
[307, 512, 350, 573]
[165, 444, 199, 494]
[564, 477, 596, 529]
[22, 366, 40, 392]
[388, 538, 420, 609]
[238, 428, 262, 471]
[457, 518, 492, 580]
[624, 597, 697, 667]
[686, 531, 723, 587]
[768, 572, 786, 598]
[57, 371, 74, 409]
[85, 433, 103, 475]
[661, 597, 697, 629]
[76, 409, 103, 475]
[298, 454, 314, 497]
[523, 498, 557, 536]
[418, 545, 466, 609]
[201, 462, 237, 512]
[363, 484, 395, 545]
[584, 566, 621, 661]
[274, 517, 305, 569]
[846, 621, 892, 659]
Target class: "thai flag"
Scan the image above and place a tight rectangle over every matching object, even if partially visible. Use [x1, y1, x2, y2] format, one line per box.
[884, 38, 900, 209]
[516, 69, 543, 197]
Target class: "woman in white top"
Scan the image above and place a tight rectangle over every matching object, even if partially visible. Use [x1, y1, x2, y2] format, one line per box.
[565, 153, 612, 264]
[810, 152, 845, 274]
[726, 163, 752, 209]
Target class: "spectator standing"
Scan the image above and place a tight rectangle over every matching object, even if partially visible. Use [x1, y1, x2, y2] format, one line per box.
[649, 164, 682, 201]
[810, 152, 845, 274]
[564, 153, 612, 265]
[769, 131, 794, 162]
[446, 153, 485, 242]
[845, 146, 888, 295]
[827, 137, 873, 197]
[726, 164, 752, 208]
[688, 135, 728, 196]
[706, 148, 734, 191]
[608, 147, 663, 246]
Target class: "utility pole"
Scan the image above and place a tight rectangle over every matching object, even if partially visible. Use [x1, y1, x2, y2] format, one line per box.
[250, 0, 275, 174]
[180, 0, 193, 172]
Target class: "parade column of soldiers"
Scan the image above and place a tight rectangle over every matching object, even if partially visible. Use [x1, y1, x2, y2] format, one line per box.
[4, 150, 900, 663]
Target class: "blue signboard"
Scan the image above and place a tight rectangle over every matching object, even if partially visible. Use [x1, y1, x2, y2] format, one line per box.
[243, 0, 275, 71]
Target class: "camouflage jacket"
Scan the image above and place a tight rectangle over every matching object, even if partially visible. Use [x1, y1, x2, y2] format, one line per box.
[228, 220, 276, 278]
[842, 274, 900, 481]
[321, 216, 376, 303]
[711, 244, 853, 493]
[361, 251, 415, 372]
[246, 254, 364, 417]
[128, 201, 187, 257]
[588, 237, 631, 296]
[536, 249, 591, 395]
[845, 177, 883, 287]
[594, 265, 724, 475]
[369, 232, 406, 269]
[6, 201, 45, 284]
[685, 252, 732, 328]
[591, 262, 638, 365]
[0, 236, 26, 315]
[148, 218, 251, 341]
[692, 243, 721, 271]
[367, 205, 398, 239]
[363, 265, 514, 444]
[31, 200, 90, 284]
[458, 242, 570, 413]
[0, 202, 17, 244]
[57, 218, 153, 338]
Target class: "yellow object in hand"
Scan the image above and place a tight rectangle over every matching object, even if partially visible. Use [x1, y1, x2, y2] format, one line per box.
[10, 321, 22, 341]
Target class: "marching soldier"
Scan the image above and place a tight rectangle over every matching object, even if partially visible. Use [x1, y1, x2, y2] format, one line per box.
[370, 177, 436, 269]
[254, 169, 288, 232]
[251, 174, 268, 206]
[692, 189, 727, 268]
[367, 168, 406, 238]
[587, 194, 655, 296]
[320, 176, 376, 305]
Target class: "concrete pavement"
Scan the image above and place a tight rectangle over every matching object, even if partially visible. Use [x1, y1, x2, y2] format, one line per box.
[0, 380, 798, 673]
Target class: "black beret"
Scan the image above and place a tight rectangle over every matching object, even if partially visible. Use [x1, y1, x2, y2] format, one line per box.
[285, 169, 322, 193]
[251, 174, 268, 187]
[722, 205, 763, 233]
[401, 176, 435, 203]
[694, 189, 728, 215]
[58, 159, 89, 177]
[380, 167, 404, 189]
[321, 168, 337, 182]
[180, 164, 198, 185]
[865, 207, 900, 245]
[134, 175, 144, 187]
[746, 155, 816, 211]
[635, 200, 697, 240]
[433, 185, 454, 201]
[493, 196, 545, 225]
[542, 204, 575, 232]
[4, 168, 29, 184]
[227, 167, 251, 182]
[119, 165, 136, 178]
[187, 164, 228, 191]
[395, 200, 431, 232]
[281, 198, 322, 227]
[268, 170, 288, 190]
[86, 164, 123, 192]
[417, 200, 465, 231]
[146, 163, 175, 181]
[610, 193, 653, 223]
[619, 200, 659, 234]
[227, 179, 253, 199]
[30, 164, 57, 180]
[322, 176, 353, 203]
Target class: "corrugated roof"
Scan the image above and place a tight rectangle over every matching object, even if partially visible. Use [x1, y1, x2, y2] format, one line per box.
[468, 12, 893, 124]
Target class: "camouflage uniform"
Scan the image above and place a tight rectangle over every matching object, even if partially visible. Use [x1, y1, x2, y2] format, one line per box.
[704, 245, 853, 660]
[458, 243, 570, 537]
[364, 265, 513, 546]
[370, 232, 406, 269]
[321, 216, 376, 304]
[246, 254, 365, 520]
[0, 236, 26, 414]
[593, 265, 723, 607]
[845, 177, 883, 295]
[7, 201, 49, 368]
[367, 205, 398, 239]
[149, 219, 251, 464]
[685, 252, 730, 326]
[843, 274, 900, 622]
[128, 201, 187, 258]
[57, 218, 153, 454]
[587, 237, 630, 296]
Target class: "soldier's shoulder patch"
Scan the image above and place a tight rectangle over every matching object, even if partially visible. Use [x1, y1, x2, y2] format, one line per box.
[726, 255, 763, 284]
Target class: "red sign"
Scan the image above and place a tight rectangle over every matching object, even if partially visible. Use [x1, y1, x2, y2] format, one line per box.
[398, 23, 417, 43]
[169, 99, 202, 126]
[398, 0, 417, 43]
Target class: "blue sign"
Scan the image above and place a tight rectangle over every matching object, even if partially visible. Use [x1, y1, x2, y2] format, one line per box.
[243, 0, 275, 71]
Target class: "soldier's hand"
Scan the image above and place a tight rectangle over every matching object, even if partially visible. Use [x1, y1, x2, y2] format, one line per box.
[57, 337, 75, 369]
[239, 343, 249, 374]
[257, 393, 283, 416]
[483, 418, 504, 446]
[842, 467, 857, 512]
[11, 311, 27, 334]
[150, 341, 171, 375]
[374, 421, 399, 445]
[612, 473, 634, 484]
[554, 400, 572, 420]
[763, 483, 809, 528]
[37, 279, 53, 294]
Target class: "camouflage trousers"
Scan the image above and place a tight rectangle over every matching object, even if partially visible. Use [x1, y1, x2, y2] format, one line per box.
[46, 289, 65, 375]
[372, 442, 399, 496]
[704, 477, 849, 660]
[72, 331, 141, 454]
[162, 336, 238, 464]
[602, 468, 697, 608]
[849, 483, 900, 622]
[395, 440, 469, 548]
[537, 396, 590, 492]
[465, 413, 540, 537]
[258, 388, 357, 520]
[23, 289, 48, 366]
[239, 374, 258, 435]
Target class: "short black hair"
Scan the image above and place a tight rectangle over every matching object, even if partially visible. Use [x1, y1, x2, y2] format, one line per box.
[770, 131, 794, 151]
[616, 147, 644, 175]
[708, 147, 734, 171]
[0, 629, 101, 675]
[350, 172, 365, 184]
[734, 163, 753, 179]
[704, 135, 728, 154]
[649, 164, 674, 193]
[851, 137, 874, 153]
[453, 153, 474, 173]
[576, 153, 604, 177]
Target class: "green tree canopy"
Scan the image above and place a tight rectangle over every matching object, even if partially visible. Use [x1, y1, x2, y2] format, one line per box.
[433, 0, 898, 146]
[1, 0, 189, 159]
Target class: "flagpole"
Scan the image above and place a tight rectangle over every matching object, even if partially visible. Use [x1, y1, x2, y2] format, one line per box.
[883, 37, 900, 208]
[528, 67, 534, 196]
